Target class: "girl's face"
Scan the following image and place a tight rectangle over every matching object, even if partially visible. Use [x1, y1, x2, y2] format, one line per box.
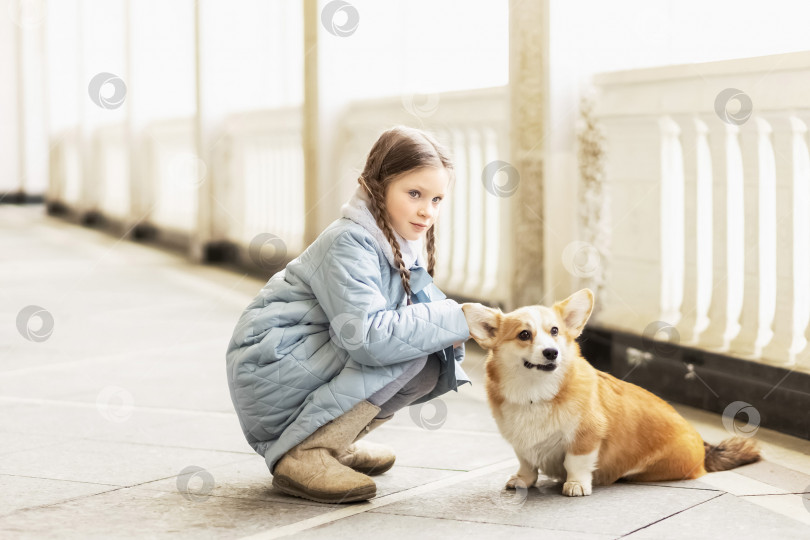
[384, 166, 450, 242]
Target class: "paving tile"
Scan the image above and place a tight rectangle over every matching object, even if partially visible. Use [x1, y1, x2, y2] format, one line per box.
[733, 459, 810, 494]
[0, 433, 76, 457]
[694, 469, 797, 496]
[626, 460, 810, 495]
[0, 439, 249, 486]
[625, 493, 810, 539]
[370, 465, 463, 498]
[92, 413, 257, 455]
[384, 390, 502, 434]
[290, 511, 617, 540]
[0, 339, 236, 412]
[370, 464, 720, 536]
[362, 423, 514, 471]
[629, 469, 787, 496]
[624, 476, 721, 492]
[0, 401, 214, 443]
[0, 485, 332, 539]
[0, 475, 118, 517]
[738, 493, 810, 527]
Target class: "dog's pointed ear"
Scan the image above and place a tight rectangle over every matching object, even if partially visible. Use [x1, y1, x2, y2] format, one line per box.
[461, 302, 501, 349]
[553, 289, 594, 338]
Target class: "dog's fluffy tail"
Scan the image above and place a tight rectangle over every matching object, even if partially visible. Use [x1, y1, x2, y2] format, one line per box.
[703, 437, 761, 472]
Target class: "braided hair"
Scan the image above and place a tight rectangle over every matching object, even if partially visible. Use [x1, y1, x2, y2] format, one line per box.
[357, 126, 454, 305]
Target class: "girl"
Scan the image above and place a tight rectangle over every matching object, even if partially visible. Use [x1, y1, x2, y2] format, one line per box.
[225, 126, 470, 504]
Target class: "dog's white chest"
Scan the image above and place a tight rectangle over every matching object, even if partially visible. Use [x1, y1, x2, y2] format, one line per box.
[495, 401, 577, 480]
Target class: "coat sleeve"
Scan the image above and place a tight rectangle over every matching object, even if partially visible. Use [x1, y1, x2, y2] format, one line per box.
[309, 230, 470, 367]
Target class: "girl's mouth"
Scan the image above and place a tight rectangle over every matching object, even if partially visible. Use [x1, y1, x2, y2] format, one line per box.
[410, 223, 428, 231]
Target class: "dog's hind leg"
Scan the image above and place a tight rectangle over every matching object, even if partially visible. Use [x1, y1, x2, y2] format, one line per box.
[505, 452, 538, 489]
[562, 448, 599, 496]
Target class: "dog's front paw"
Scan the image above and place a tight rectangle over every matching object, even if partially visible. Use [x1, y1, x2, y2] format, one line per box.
[505, 475, 531, 490]
[562, 481, 592, 497]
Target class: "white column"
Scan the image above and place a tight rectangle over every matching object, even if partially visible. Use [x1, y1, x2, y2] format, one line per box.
[124, 0, 149, 230]
[17, 0, 49, 199]
[191, 0, 215, 262]
[302, 0, 319, 246]
[509, 0, 547, 309]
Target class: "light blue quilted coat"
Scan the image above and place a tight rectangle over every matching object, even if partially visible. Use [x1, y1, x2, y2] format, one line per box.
[225, 193, 471, 474]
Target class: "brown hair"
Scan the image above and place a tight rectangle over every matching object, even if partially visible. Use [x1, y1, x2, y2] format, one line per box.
[357, 125, 454, 305]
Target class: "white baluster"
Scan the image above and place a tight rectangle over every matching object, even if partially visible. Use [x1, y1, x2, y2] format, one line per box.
[270, 134, 282, 238]
[244, 138, 259, 243]
[730, 117, 777, 358]
[659, 116, 685, 327]
[447, 128, 469, 294]
[272, 135, 281, 237]
[480, 126, 501, 298]
[790, 114, 810, 368]
[64, 134, 82, 204]
[292, 134, 306, 253]
[463, 127, 484, 296]
[762, 115, 809, 366]
[263, 137, 273, 236]
[697, 118, 744, 351]
[677, 116, 711, 344]
[231, 134, 246, 244]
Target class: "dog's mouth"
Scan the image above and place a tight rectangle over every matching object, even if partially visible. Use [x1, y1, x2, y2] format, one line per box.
[523, 359, 557, 372]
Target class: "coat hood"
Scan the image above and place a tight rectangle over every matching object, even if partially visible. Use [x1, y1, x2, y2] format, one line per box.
[340, 184, 424, 269]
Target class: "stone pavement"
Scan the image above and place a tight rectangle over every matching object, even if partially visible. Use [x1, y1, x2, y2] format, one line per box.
[2, 204, 810, 539]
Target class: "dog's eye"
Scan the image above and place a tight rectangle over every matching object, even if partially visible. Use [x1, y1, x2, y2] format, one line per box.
[518, 330, 531, 341]
[551, 327, 559, 336]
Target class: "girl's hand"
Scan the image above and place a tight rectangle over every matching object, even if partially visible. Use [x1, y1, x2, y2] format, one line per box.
[453, 341, 464, 349]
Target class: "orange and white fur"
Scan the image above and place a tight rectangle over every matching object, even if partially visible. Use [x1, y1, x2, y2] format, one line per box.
[462, 289, 760, 497]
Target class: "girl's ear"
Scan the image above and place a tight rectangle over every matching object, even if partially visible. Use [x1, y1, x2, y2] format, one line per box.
[461, 303, 501, 350]
[553, 289, 594, 338]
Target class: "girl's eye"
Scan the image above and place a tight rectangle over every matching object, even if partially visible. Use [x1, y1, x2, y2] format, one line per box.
[432, 197, 443, 203]
[518, 330, 531, 341]
[551, 327, 558, 336]
[409, 190, 419, 198]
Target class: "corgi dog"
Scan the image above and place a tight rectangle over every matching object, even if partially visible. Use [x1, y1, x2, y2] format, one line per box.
[461, 289, 760, 497]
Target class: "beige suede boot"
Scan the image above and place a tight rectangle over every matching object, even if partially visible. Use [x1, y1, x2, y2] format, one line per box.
[337, 416, 396, 476]
[271, 401, 381, 503]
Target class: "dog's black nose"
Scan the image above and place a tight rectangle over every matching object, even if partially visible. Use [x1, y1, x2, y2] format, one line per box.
[542, 348, 558, 360]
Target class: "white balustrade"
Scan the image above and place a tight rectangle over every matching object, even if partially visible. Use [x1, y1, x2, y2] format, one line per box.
[142, 118, 197, 233]
[594, 52, 810, 370]
[47, 88, 509, 308]
[94, 124, 129, 220]
[219, 107, 306, 256]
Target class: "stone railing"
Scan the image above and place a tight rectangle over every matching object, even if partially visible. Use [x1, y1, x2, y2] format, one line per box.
[592, 51, 810, 370]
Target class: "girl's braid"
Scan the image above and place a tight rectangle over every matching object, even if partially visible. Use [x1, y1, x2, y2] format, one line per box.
[359, 174, 414, 305]
[425, 225, 436, 278]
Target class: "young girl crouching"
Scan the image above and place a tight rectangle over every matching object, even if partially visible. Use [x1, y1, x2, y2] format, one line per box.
[226, 126, 469, 504]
